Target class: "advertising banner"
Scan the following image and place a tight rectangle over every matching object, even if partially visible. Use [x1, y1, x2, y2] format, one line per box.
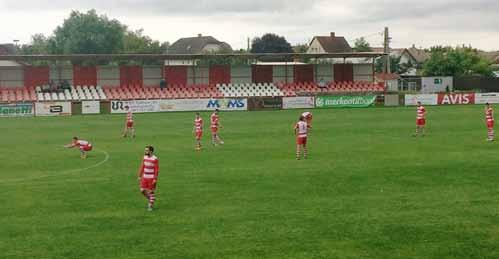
[404, 94, 438, 106]
[282, 97, 315, 109]
[315, 95, 376, 108]
[204, 99, 247, 111]
[247, 97, 283, 110]
[35, 102, 72, 116]
[437, 93, 475, 105]
[111, 99, 248, 113]
[82, 101, 100, 114]
[475, 93, 499, 104]
[0, 103, 34, 117]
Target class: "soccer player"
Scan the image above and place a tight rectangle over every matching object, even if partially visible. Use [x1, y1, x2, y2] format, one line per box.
[210, 109, 224, 146]
[414, 101, 426, 137]
[295, 116, 309, 160]
[122, 106, 135, 138]
[193, 112, 203, 150]
[137, 145, 159, 211]
[64, 137, 93, 159]
[485, 103, 494, 142]
[302, 111, 313, 128]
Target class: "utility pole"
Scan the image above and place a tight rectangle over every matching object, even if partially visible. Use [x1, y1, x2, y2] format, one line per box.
[247, 37, 250, 52]
[383, 27, 391, 74]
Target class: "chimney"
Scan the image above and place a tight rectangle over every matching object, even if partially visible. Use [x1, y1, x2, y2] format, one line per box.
[412, 44, 415, 48]
[198, 33, 202, 37]
[330, 32, 335, 38]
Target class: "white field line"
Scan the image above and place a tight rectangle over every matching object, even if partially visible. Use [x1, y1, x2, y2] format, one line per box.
[0, 149, 110, 184]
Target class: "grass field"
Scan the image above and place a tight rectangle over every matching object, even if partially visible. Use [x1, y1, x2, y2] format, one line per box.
[1, 105, 499, 259]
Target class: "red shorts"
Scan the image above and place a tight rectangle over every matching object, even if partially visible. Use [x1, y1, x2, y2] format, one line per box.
[211, 127, 218, 134]
[80, 145, 92, 152]
[140, 178, 156, 190]
[296, 137, 307, 145]
[127, 121, 134, 128]
[416, 119, 426, 126]
[487, 121, 494, 128]
[196, 131, 203, 140]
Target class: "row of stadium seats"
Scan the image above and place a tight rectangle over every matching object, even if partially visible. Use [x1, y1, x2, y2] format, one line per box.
[277, 81, 385, 96]
[36, 85, 107, 101]
[216, 83, 284, 97]
[0, 87, 37, 102]
[103, 84, 224, 100]
[0, 81, 385, 102]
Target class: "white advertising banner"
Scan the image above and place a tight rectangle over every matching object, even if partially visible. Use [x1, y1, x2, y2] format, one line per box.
[35, 102, 72, 116]
[282, 97, 315, 109]
[82, 101, 100, 114]
[404, 94, 438, 106]
[111, 99, 248, 114]
[475, 93, 499, 104]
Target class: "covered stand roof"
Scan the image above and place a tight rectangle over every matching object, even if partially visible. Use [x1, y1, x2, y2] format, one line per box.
[0, 52, 386, 62]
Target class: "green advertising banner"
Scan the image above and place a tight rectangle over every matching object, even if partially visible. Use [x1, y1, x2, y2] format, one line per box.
[0, 103, 34, 117]
[315, 95, 376, 108]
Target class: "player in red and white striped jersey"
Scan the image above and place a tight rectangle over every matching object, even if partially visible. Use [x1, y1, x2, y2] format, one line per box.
[485, 103, 494, 142]
[64, 137, 93, 159]
[210, 109, 224, 146]
[294, 116, 309, 160]
[302, 111, 313, 128]
[137, 146, 159, 211]
[193, 113, 203, 151]
[122, 106, 135, 138]
[414, 101, 426, 137]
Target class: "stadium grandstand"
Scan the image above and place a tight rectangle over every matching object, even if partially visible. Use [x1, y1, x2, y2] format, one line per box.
[0, 53, 385, 102]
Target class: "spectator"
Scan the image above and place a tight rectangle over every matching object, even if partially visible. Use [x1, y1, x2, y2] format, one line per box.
[318, 78, 326, 88]
[160, 78, 166, 91]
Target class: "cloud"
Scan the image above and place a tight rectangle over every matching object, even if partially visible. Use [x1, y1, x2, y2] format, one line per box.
[1, 0, 322, 15]
[0, 0, 498, 50]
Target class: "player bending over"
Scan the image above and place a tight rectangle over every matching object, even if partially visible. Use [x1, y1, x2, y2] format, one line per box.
[295, 116, 309, 160]
[65, 137, 93, 159]
[137, 145, 159, 211]
[414, 101, 426, 137]
[485, 103, 495, 142]
[123, 106, 135, 138]
[193, 113, 203, 151]
[211, 109, 224, 146]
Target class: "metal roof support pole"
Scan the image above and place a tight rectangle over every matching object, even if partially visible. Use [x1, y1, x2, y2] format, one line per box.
[372, 57, 376, 83]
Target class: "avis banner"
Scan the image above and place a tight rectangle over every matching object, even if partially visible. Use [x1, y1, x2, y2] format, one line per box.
[315, 95, 376, 108]
[437, 93, 475, 105]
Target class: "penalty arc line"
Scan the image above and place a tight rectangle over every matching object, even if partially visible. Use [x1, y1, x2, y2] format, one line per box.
[0, 149, 110, 184]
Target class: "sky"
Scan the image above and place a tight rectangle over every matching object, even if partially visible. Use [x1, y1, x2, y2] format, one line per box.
[1, 0, 498, 51]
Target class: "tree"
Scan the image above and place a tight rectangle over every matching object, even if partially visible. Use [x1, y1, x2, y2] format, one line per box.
[422, 46, 494, 77]
[19, 34, 51, 55]
[352, 37, 372, 52]
[375, 56, 412, 74]
[52, 10, 126, 55]
[293, 43, 309, 53]
[124, 29, 163, 54]
[250, 33, 293, 53]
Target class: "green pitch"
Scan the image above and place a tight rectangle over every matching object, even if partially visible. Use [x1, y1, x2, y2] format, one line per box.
[1, 105, 499, 259]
